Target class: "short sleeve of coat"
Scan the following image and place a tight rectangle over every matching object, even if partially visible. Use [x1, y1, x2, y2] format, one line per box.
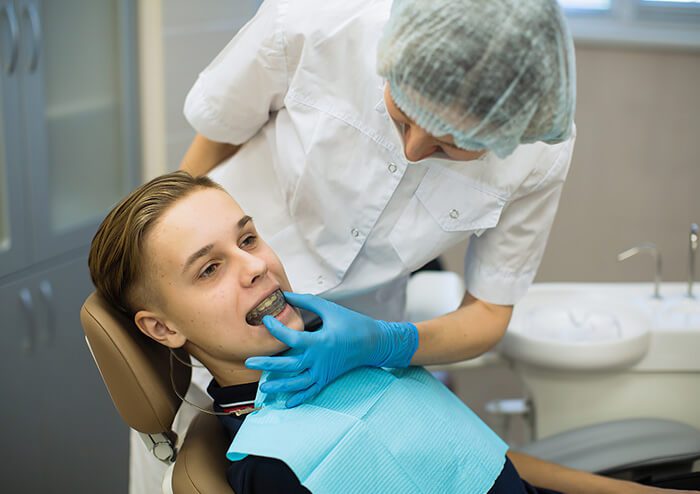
[463, 131, 576, 306]
[183, 0, 288, 144]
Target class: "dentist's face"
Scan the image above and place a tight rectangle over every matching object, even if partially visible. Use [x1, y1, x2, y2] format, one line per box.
[384, 84, 486, 163]
[144, 188, 304, 367]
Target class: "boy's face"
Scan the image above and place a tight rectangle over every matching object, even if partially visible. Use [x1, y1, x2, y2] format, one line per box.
[142, 187, 304, 366]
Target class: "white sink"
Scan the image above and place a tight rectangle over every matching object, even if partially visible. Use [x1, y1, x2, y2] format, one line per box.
[503, 289, 651, 371]
[500, 283, 700, 439]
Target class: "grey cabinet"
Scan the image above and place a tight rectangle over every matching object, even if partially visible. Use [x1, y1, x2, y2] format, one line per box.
[0, 0, 139, 491]
[0, 274, 42, 493]
[0, 3, 27, 275]
[1, 256, 129, 493]
[0, 0, 139, 274]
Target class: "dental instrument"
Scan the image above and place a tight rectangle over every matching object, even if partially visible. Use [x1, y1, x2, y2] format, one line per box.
[169, 349, 260, 417]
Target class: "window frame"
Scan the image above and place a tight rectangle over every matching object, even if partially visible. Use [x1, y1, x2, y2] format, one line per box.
[560, 0, 700, 49]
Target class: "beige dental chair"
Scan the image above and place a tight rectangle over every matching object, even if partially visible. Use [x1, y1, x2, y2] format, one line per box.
[79, 292, 235, 494]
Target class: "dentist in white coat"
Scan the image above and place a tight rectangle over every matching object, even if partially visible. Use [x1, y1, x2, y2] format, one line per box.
[131, 0, 576, 491]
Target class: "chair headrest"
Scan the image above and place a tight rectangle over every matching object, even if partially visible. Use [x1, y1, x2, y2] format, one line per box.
[80, 291, 191, 434]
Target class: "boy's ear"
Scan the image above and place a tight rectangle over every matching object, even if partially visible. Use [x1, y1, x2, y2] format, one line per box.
[134, 310, 186, 349]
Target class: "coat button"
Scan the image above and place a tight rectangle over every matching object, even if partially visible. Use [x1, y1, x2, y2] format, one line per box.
[351, 228, 360, 238]
[449, 209, 459, 219]
[388, 162, 398, 173]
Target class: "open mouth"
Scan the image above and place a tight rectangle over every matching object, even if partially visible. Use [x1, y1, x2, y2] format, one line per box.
[246, 289, 287, 326]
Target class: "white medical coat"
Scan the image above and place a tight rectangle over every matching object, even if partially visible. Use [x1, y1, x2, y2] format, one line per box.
[184, 0, 576, 320]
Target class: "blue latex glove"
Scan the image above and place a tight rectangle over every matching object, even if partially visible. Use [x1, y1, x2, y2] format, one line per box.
[245, 292, 419, 408]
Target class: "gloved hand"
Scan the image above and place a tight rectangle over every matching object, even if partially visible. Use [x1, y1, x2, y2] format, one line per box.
[245, 291, 419, 408]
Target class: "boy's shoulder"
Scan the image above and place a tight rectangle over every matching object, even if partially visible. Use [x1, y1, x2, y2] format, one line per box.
[225, 452, 311, 494]
[208, 379, 311, 493]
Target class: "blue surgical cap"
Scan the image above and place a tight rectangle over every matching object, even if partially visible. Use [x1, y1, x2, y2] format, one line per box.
[377, 0, 576, 158]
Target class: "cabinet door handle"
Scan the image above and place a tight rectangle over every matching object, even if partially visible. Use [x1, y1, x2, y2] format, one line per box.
[39, 280, 54, 346]
[18, 288, 37, 354]
[21, 4, 40, 73]
[0, 3, 19, 74]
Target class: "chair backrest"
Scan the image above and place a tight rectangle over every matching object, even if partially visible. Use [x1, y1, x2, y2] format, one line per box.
[79, 291, 190, 437]
[80, 291, 236, 493]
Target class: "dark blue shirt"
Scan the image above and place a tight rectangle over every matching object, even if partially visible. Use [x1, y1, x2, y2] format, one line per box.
[208, 379, 311, 493]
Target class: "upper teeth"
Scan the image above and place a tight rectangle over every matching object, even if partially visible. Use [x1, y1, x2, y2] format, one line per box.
[246, 290, 285, 325]
[256, 291, 280, 311]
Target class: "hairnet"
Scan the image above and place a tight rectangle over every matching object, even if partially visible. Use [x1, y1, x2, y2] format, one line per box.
[376, 0, 576, 158]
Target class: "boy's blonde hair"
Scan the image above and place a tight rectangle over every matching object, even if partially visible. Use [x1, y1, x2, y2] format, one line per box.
[88, 171, 223, 315]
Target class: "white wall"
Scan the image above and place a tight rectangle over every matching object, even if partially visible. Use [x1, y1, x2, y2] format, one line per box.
[139, 0, 262, 178]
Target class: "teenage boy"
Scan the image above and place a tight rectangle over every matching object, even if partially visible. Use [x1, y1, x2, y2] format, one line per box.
[88, 172, 693, 494]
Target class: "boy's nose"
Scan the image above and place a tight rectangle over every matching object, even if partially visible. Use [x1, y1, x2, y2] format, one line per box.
[240, 253, 268, 287]
[402, 125, 439, 162]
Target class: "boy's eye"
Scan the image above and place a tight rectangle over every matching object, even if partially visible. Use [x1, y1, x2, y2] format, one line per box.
[199, 263, 218, 279]
[240, 234, 257, 248]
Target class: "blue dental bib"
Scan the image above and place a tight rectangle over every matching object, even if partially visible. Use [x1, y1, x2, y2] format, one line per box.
[227, 367, 507, 493]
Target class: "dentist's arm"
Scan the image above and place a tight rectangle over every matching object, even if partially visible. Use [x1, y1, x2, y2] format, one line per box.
[411, 291, 512, 366]
[179, 133, 241, 177]
[507, 451, 697, 494]
[246, 291, 510, 407]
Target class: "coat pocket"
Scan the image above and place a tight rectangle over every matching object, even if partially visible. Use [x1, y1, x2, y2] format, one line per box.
[389, 166, 507, 268]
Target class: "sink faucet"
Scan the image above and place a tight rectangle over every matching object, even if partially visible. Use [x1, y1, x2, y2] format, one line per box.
[617, 242, 662, 299]
[690, 223, 698, 298]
